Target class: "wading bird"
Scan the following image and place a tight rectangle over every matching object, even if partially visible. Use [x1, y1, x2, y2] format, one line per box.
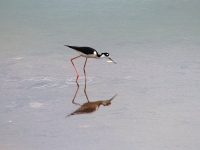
[65, 45, 116, 80]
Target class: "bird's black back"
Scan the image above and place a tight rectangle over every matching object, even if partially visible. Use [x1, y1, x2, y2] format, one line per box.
[65, 45, 96, 55]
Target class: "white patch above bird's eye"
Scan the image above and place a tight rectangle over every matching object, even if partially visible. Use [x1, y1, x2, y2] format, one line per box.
[105, 53, 109, 57]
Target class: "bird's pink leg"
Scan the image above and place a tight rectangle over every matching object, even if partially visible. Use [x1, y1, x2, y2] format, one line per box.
[83, 58, 88, 80]
[71, 55, 81, 80]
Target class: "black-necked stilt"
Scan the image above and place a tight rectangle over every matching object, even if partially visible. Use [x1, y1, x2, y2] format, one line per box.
[67, 94, 117, 116]
[64, 45, 116, 80]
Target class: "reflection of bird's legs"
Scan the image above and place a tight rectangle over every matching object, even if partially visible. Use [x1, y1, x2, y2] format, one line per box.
[84, 78, 90, 102]
[72, 80, 81, 106]
[83, 58, 88, 80]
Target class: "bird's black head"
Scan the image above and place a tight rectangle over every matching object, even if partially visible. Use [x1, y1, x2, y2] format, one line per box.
[100, 53, 117, 64]
[101, 52, 110, 57]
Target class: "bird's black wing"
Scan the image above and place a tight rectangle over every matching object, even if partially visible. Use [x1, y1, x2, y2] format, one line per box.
[65, 45, 96, 55]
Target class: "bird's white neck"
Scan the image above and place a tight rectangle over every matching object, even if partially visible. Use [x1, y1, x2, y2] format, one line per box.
[98, 53, 106, 58]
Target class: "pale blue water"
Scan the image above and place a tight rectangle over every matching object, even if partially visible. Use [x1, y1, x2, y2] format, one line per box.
[1, 0, 200, 150]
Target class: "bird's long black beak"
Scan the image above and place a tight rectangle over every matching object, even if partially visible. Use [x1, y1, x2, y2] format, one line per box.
[108, 57, 117, 64]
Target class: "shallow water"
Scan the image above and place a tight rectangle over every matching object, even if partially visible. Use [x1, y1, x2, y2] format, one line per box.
[1, 0, 200, 150]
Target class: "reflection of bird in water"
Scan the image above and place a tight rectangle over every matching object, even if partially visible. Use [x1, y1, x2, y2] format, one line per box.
[64, 45, 116, 80]
[67, 94, 117, 117]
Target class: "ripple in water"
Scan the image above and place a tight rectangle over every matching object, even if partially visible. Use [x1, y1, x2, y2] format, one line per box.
[20, 76, 97, 90]
[22, 77, 58, 89]
[66, 77, 93, 85]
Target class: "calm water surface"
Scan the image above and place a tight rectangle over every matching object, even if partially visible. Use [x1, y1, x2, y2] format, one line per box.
[1, 0, 200, 150]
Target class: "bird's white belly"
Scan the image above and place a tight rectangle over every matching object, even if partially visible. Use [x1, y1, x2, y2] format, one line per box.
[79, 52, 96, 58]
[76, 50, 97, 58]
[82, 54, 95, 58]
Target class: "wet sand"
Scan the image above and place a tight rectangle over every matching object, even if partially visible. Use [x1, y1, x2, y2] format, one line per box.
[1, 44, 200, 150]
